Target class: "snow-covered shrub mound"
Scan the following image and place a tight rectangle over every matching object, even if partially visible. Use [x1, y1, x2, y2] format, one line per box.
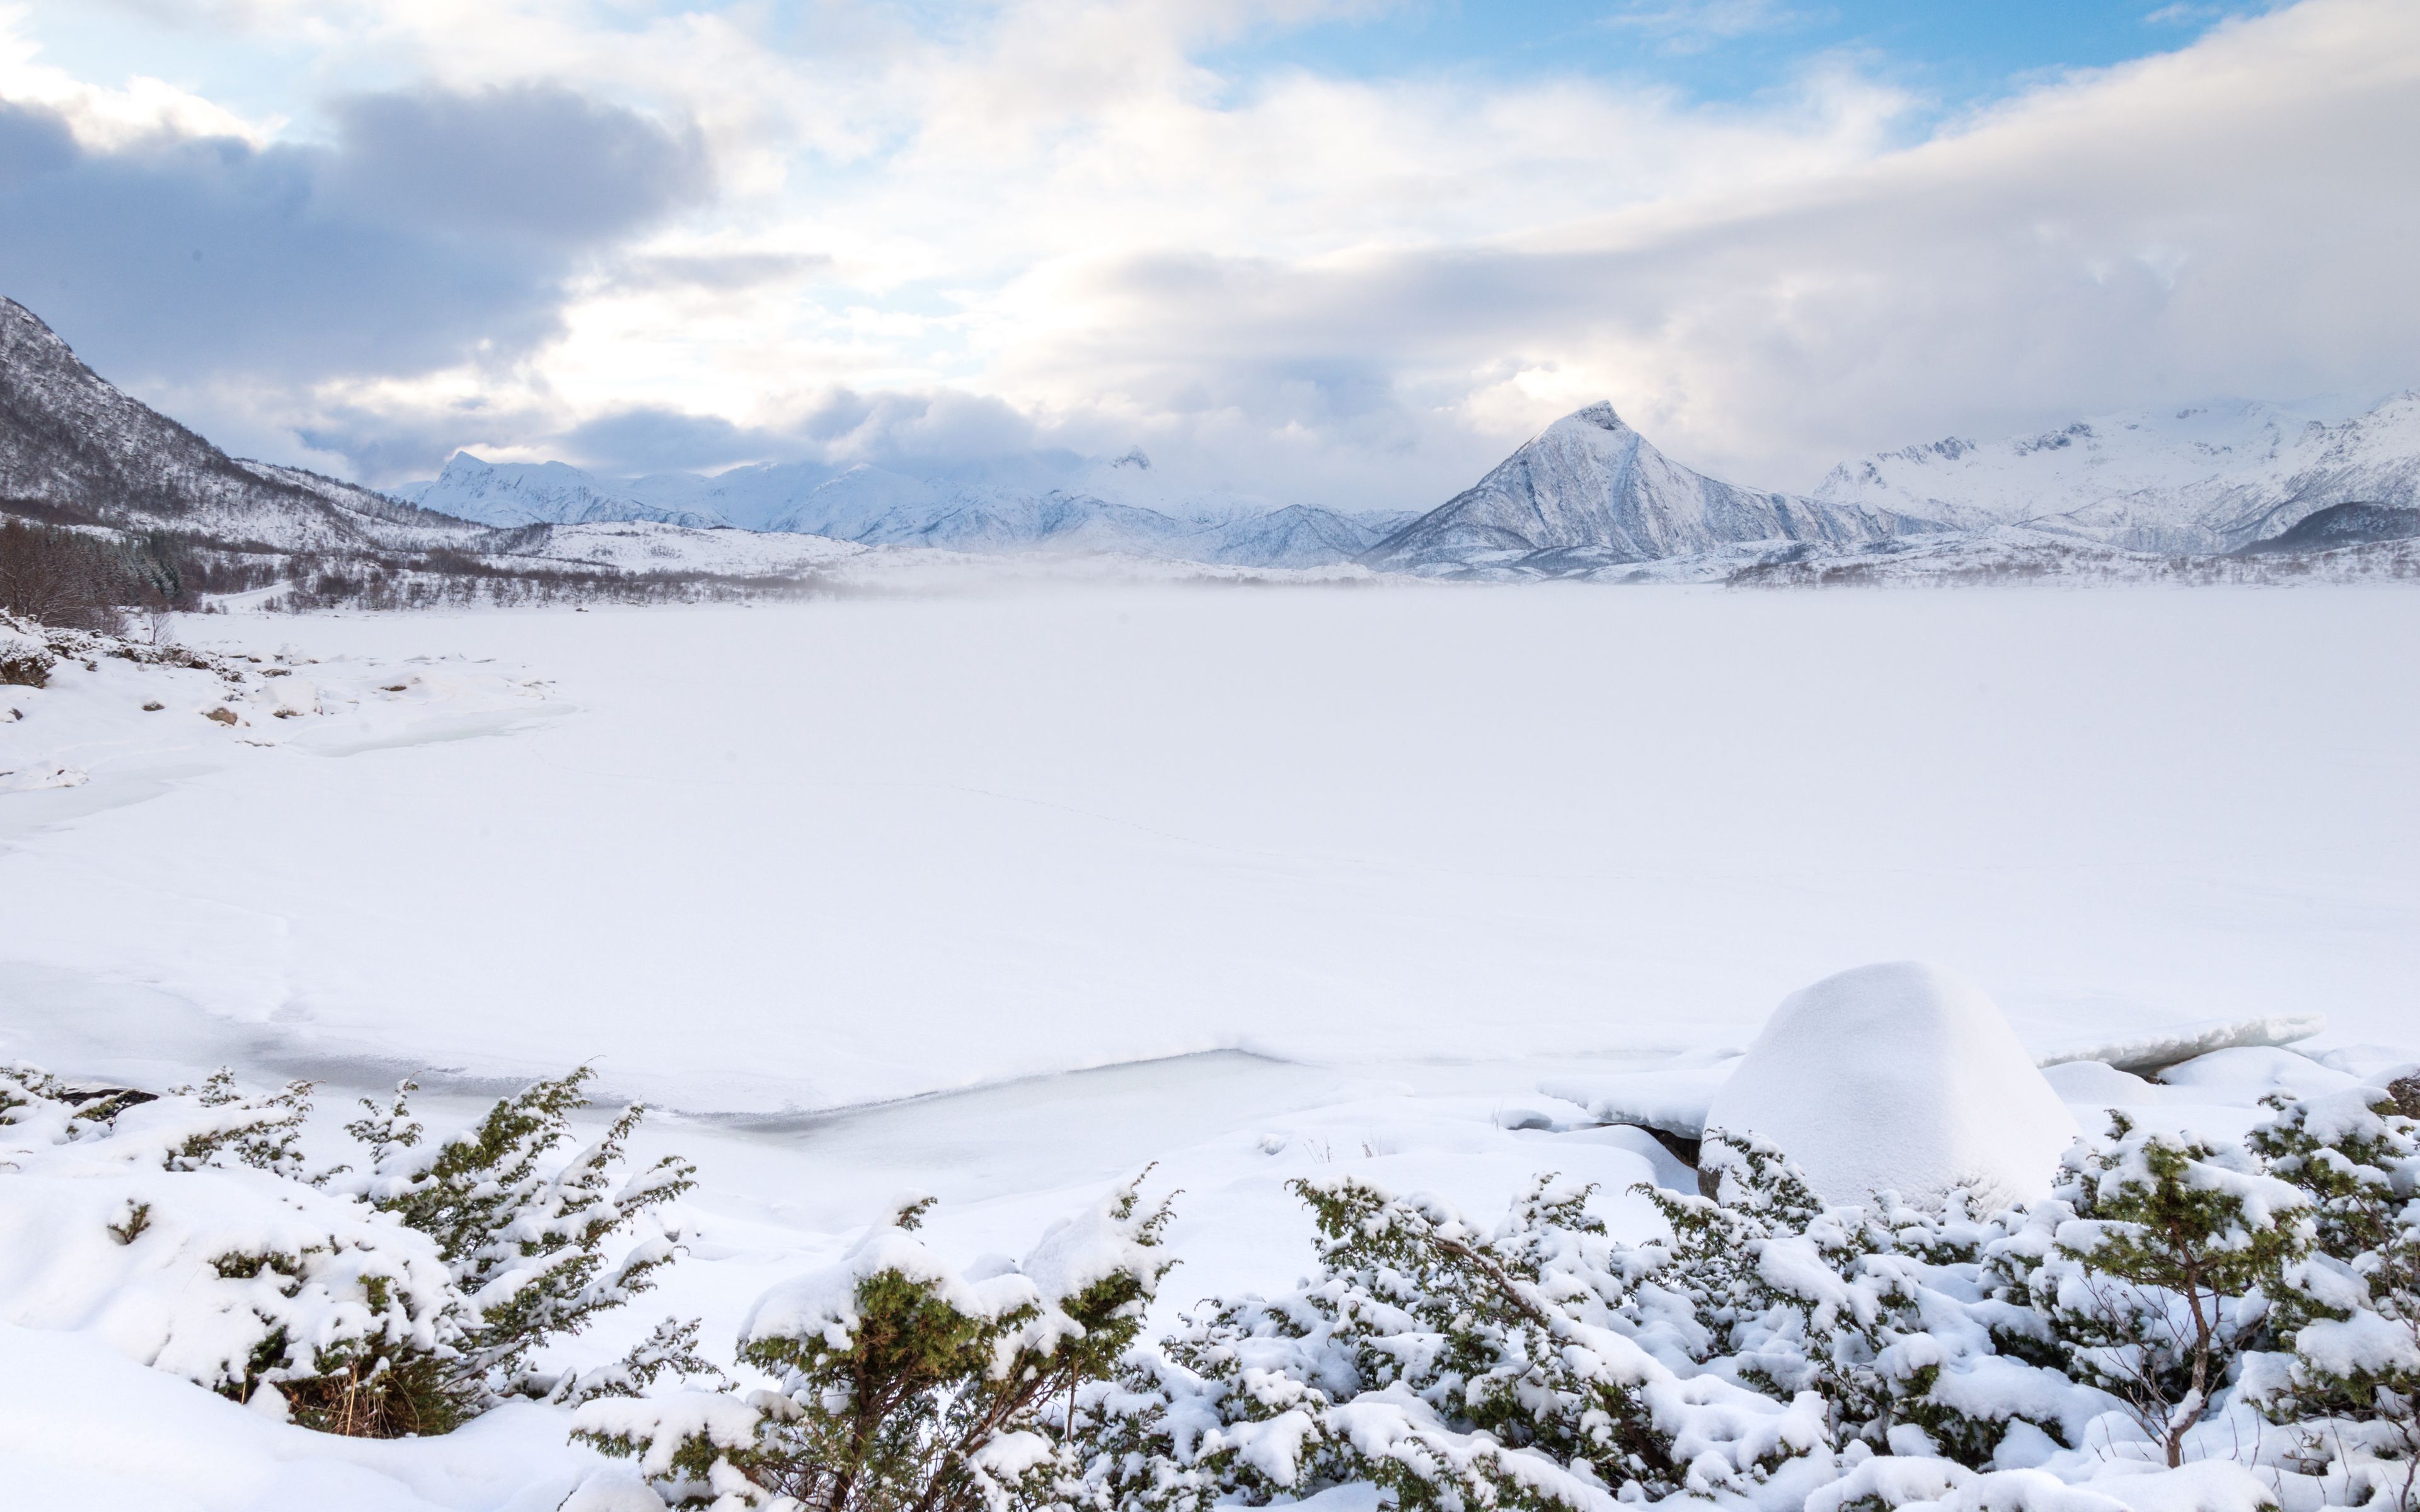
[553, 1061, 2411, 1512]
[574, 1180, 1175, 1511]
[338, 1069, 698, 1407]
[1705, 962, 2080, 1208]
[0, 1061, 701, 1438]
[2243, 1075, 2420, 1507]
[0, 1065, 460, 1431]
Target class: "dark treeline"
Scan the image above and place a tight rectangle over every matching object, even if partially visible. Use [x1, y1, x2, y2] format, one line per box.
[0, 515, 205, 631]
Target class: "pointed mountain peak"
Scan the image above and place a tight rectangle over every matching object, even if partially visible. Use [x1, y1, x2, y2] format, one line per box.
[1560, 401, 1630, 434]
[1109, 447, 1152, 471]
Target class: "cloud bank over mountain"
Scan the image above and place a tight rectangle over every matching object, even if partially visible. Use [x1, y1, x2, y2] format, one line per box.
[1, 0, 2414, 510]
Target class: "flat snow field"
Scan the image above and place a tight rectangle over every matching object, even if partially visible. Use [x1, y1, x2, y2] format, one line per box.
[5, 583, 2416, 1112]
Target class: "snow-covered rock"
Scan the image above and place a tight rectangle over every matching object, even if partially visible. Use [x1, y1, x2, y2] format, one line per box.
[1703, 962, 2081, 1208]
[1369, 402, 1933, 572]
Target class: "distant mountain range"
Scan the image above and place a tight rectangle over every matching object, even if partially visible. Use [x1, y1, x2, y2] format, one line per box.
[4, 290, 2417, 585]
[400, 449, 1415, 570]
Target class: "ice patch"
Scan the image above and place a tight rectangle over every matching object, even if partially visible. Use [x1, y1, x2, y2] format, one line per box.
[2037, 1014, 2325, 1074]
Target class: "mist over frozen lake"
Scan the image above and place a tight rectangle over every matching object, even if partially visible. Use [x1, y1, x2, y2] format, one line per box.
[7, 583, 2414, 1118]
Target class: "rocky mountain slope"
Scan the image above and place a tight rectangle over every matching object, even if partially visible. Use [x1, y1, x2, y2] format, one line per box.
[1813, 394, 2420, 553]
[0, 299, 474, 553]
[2233, 500, 2420, 554]
[1369, 403, 1935, 573]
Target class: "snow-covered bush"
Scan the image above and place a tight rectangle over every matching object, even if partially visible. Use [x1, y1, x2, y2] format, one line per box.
[2007, 1114, 2311, 1469]
[573, 1179, 1174, 1511]
[0, 1063, 462, 1434]
[340, 1068, 696, 1410]
[1079, 1165, 1838, 1512]
[1073, 1136, 2119, 1512]
[2243, 1075, 2420, 1508]
[0, 1060, 698, 1436]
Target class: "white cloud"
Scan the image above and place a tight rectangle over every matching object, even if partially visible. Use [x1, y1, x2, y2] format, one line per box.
[0, 4, 279, 148]
[11, 0, 2420, 506]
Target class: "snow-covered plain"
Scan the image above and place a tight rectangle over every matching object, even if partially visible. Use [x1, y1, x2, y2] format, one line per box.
[3, 583, 2417, 1508]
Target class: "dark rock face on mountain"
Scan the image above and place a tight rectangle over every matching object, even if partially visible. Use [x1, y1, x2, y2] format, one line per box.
[0, 299, 471, 551]
[2232, 501, 2420, 555]
[1369, 404, 1931, 573]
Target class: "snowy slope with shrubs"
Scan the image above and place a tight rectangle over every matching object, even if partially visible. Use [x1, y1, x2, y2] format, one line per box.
[4, 964, 2414, 1512]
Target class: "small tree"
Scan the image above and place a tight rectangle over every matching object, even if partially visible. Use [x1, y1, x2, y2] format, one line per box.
[2040, 1113, 2312, 1467]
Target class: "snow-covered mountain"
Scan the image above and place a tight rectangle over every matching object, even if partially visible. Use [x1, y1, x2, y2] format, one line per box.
[1813, 394, 2420, 553]
[398, 452, 848, 532]
[1370, 403, 1934, 573]
[403, 447, 1403, 569]
[0, 298, 473, 552]
[400, 453, 729, 529]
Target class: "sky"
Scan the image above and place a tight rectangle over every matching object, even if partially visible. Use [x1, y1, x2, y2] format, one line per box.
[1, 0, 2414, 509]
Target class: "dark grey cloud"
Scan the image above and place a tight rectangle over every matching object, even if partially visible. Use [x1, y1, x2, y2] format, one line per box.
[0, 83, 706, 396]
[558, 389, 1069, 481]
[623, 251, 830, 291]
[291, 392, 555, 483]
[560, 406, 776, 474]
[325, 84, 706, 247]
[292, 384, 1073, 488]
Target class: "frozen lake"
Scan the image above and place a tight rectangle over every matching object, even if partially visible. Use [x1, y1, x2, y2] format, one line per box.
[6, 583, 2416, 1120]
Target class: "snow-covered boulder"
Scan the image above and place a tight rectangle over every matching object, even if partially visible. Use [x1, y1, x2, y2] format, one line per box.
[1703, 962, 2080, 1208]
